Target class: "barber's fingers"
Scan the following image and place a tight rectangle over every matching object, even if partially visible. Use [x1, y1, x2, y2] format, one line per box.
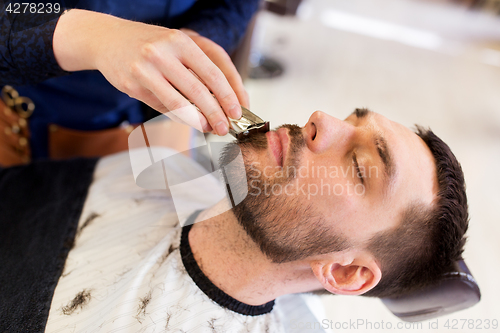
[194, 36, 249, 109]
[179, 44, 242, 120]
[133, 88, 169, 114]
[224, 65, 249, 110]
[133, 71, 211, 133]
[156, 60, 230, 135]
[206, 50, 248, 109]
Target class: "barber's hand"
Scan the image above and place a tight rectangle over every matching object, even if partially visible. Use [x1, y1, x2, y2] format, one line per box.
[54, 9, 243, 136]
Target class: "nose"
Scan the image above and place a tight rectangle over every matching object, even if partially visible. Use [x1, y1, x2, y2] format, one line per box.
[304, 111, 356, 154]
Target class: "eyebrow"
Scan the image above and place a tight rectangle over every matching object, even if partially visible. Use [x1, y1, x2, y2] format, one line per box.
[374, 134, 394, 180]
[350, 108, 396, 183]
[352, 108, 370, 119]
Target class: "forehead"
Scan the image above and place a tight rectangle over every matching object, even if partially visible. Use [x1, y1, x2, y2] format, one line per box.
[348, 110, 438, 211]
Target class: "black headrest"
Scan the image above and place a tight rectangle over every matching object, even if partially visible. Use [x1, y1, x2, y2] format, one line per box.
[381, 260, 480, 322]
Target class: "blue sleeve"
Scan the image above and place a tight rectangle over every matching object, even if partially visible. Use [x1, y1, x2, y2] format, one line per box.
[0, 0, 69, 86]
[180, 0, 260, 54]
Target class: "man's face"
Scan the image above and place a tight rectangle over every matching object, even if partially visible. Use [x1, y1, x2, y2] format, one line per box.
[225, 109, 438, 263]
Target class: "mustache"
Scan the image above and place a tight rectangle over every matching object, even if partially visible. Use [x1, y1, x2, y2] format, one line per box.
[236, 124, 304, 148]
[219, 124, 306, 176]
[279, 124, 305, 151]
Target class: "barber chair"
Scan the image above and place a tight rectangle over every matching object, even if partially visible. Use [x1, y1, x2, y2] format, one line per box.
[381, 259, 480, 322]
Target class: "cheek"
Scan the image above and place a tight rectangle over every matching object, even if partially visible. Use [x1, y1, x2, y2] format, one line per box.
[289, 175, 359, 219]
[293, 166, 365, 201]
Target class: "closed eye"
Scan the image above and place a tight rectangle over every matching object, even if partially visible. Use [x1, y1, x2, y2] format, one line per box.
[352, 152, 364, 184]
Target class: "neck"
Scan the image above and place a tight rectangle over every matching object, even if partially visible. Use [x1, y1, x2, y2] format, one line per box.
[188, 201, 323, 306]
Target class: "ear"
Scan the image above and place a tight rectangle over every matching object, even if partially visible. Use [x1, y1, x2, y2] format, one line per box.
[311, 257, 381, 296]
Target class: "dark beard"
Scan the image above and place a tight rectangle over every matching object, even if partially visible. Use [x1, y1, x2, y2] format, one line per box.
[220, 124, 350, 263]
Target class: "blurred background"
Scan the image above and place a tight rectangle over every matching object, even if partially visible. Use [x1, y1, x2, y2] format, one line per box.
[240, 0, 500, 331]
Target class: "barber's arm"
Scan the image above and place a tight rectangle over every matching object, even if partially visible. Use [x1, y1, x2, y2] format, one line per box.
[0, 0, 69, 86]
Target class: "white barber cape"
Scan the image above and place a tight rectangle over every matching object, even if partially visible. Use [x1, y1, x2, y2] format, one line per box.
[45, 149, 326, 333]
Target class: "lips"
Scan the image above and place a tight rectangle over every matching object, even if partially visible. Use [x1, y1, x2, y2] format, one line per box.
[266, 128, 289, 167]
[277, 128, 289, 166]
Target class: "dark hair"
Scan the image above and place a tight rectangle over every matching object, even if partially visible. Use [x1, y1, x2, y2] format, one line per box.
[363, 126, 469, 298]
